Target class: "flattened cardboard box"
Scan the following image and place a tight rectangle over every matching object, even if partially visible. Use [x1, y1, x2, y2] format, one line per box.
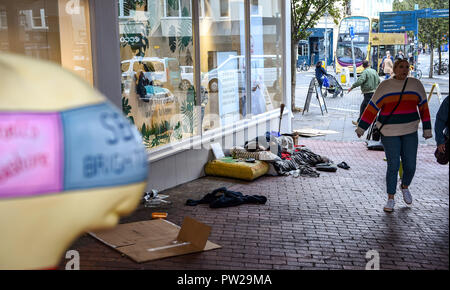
[90, 217, 221, 263]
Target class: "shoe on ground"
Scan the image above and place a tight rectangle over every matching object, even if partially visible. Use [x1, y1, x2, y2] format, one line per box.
[401, 187, 413, 205]
[383, 199, 395, 212]
[352, 120, 358, 126]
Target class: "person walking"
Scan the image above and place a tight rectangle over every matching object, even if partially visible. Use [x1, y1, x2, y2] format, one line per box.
[382, 51, 394, 79]
[347, 60, 380, 125]
[315, 61, 327, 90]
[434, 95, 449, 164]
[395, 50, 405, 60]
[355, 59, 432, 212]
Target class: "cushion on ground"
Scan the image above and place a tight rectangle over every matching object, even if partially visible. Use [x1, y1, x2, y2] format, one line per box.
[204, 157, 270, 181]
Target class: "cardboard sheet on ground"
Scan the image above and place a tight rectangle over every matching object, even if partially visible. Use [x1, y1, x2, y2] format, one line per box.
[89, 217, 221, 263]
[294, 128, 339, 137]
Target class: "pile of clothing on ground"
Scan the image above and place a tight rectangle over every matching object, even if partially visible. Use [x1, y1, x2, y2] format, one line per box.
[230, 131, 338, 178]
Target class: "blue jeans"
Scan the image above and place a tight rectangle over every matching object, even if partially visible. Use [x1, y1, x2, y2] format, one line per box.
[381, 131, 418, 194]
[384, 73, 391, 80]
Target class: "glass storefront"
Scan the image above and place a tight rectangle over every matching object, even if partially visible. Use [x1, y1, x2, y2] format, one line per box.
[0, 0, 93, 85]
[120, 0, 283, 148]
[1, 0, 285, 151]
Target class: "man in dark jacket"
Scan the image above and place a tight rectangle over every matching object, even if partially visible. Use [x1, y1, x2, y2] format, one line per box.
[347, 60, 380, 125]
[435, 96, 449, 164]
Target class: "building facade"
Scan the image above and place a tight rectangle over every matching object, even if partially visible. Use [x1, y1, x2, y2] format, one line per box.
[0, 0, 292, 191]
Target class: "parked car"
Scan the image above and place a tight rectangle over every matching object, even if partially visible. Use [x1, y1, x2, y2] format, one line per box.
[179, 65, 194, 90]
[201, 55, 281, 93]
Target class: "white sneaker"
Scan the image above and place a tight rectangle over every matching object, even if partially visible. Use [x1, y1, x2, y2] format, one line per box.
[401, 187, 413, 205]
[383, 199, 395, 212]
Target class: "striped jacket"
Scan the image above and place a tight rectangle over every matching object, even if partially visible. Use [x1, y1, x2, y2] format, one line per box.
[357, 77, 432, 137]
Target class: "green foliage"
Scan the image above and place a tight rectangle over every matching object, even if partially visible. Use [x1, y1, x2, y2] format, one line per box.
[180, 87, 197, 134]
[121, 97, 135, 125]
[169, 26, 177, 53]
[141, 119, 182, 149]
[291, 0, 348, 43]
[177, 20, 192, 53]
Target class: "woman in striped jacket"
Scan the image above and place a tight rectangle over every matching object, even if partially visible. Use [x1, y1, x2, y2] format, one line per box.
[355, 59, 432, 212]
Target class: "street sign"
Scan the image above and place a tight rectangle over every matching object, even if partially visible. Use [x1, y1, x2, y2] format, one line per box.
[380, 9, 449, 33]
[379, 11, 418, 33]
[349, 26, 354, 39]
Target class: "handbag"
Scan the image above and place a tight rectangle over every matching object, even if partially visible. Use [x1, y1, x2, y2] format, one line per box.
[370, 78, 408, 141]
[322, 75, 330, 88]
[434, 137, 449, 165]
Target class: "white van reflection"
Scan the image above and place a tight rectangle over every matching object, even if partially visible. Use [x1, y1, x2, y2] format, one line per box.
[201, 55, 281, 93]
[121, 57, 181, 89]
[179, 65, 194, 91]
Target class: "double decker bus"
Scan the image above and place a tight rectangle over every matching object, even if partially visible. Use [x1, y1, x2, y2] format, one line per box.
[335, 16, 410, 76]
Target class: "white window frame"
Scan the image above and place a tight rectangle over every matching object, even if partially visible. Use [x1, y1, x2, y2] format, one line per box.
[21, 9, 48, 30]
[118, 0, 135, 19]
[164, 0, 192, 18]
[219, 0, 230, 18]
[0, 10, 7, 29]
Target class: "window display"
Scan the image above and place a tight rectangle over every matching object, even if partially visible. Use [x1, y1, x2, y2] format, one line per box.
[119, 0, 197, 149]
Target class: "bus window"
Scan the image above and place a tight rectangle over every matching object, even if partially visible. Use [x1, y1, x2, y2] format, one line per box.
[379, 45, 394, 58]
[370, 46, 379, 71]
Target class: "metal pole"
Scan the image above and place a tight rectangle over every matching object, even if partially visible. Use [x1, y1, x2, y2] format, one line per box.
[351, 38, 357, 82]
[324, 12, 328, 68]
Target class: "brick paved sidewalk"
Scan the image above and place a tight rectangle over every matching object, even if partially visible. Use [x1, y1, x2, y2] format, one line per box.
[59, 140, 449, 270]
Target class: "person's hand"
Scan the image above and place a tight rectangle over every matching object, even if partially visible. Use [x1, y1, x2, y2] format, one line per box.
[423, 130, 432, 139]
[355, 127, 364, 138]
[437, 144, 446, 153]
[347, 88, 352, 93]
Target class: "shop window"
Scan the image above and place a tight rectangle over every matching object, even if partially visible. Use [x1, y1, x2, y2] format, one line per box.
[0, 0, 93, 85]
[250, 0, 282, 115]
[200, 0, 246, 131]
[120, 0, 196, 149]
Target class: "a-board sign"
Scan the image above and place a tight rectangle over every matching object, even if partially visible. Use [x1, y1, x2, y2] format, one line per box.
[302, 78, 316, 115]
[303, 78, 328, 116]
[315, 82, 328, 115]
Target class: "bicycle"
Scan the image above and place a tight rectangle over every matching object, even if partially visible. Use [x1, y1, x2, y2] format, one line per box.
[297, 60, 309, 72]
[433, 59, 448, 74]
[410, 64, 422, 79]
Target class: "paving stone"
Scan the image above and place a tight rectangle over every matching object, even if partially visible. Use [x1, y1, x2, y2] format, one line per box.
[58, 140, 448, 270]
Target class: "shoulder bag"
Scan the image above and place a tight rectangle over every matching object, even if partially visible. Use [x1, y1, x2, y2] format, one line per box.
[370, 78, 408, 141]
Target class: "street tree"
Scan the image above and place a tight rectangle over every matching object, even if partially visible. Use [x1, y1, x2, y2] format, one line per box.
[291, 0, 348, 111]
[393, 0, 449, 77]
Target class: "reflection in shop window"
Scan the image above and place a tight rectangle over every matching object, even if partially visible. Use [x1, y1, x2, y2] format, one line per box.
[0, 0, 93, 85]
[120, 0, 198, 149]
[165, 0, 191, 18]
[249, 0, 282, 115]
[200, 0, 246, 131]
[220, 0, 229, 17]
[250, 0, 260, 16]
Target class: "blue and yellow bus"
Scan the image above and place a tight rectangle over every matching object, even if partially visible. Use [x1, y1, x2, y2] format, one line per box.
[335, 16, 410, 75]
